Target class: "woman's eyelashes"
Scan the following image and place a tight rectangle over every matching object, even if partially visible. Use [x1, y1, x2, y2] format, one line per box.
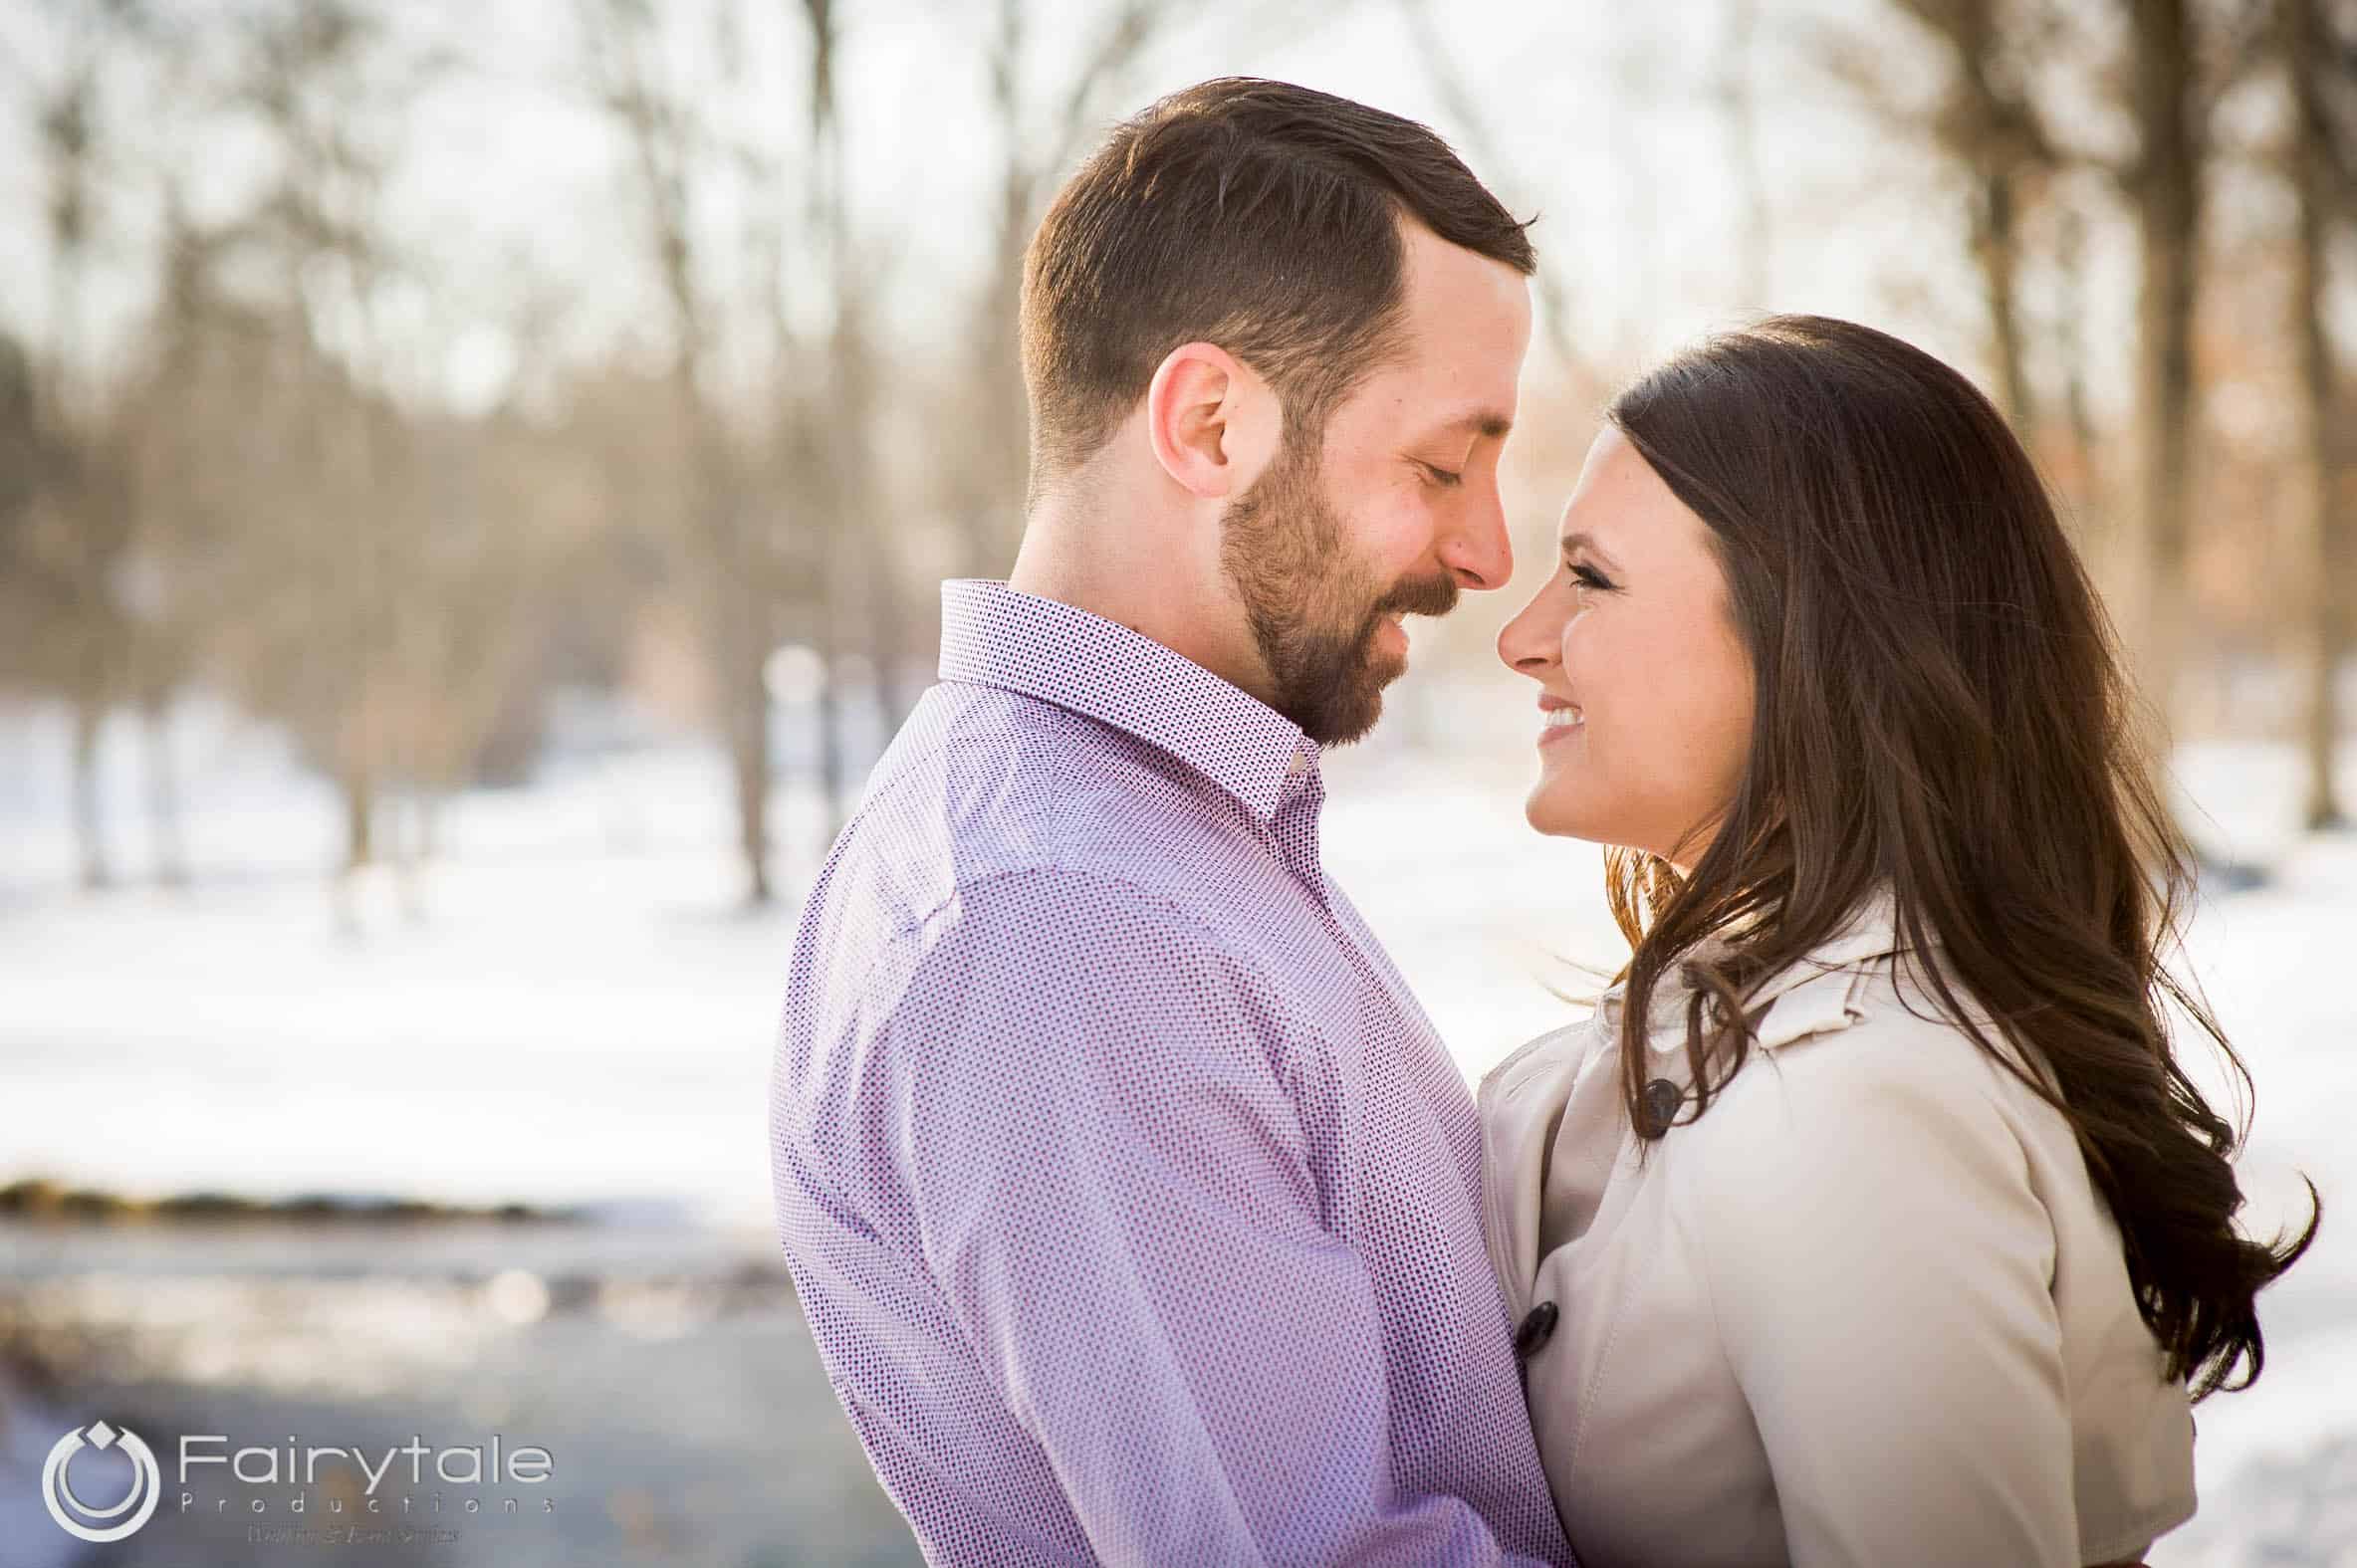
[1567, 560, 1616, 592]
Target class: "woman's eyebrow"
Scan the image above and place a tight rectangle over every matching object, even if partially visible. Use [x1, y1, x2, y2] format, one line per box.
[1560, 531, 1624, 573]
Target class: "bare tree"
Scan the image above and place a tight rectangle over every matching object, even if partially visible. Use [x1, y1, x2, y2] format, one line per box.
[775, 1, 930, 847]
[797, 0, 901, 840]
[582, 0, 783, 903]
[1815, 0, 2056, 432]
[2117, 0, 2205, 785]
[2047, 190, 2108, 514]
[35, 31, 109, 887]
[4, 0, 150, 889]
[2280, 0, 2355, 829]
[113, 192, 219, 888]
[1919, 0, 2056, 431]
[217, 0, 459, 920]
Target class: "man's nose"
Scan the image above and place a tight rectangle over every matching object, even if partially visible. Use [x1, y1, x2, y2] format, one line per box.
[1441, 481, 1513, 590]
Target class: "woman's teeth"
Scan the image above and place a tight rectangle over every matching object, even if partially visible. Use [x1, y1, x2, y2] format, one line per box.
[1542, 708, 1584, 730]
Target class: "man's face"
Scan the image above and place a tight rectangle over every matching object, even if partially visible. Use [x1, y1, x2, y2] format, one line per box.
[1220, 219, 1532, 745]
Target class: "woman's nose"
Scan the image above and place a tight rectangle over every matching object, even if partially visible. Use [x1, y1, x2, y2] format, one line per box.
[1496, 594, 1557, 677]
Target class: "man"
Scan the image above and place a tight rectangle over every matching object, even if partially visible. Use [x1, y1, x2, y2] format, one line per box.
[771, 77, 1568, 1565]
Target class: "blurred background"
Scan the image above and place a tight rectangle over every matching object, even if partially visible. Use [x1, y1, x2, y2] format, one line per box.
[1, 0, 2352, 1562]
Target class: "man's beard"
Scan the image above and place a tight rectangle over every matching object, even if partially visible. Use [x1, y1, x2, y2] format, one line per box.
[1219, 432, 1460, 746]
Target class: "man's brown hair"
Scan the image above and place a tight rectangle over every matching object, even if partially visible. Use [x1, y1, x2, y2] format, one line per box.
[1019, 78, 1536, 494]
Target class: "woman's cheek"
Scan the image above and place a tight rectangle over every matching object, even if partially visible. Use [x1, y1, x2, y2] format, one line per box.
[1556, 604, 1592, 667]
[1559, 602, 1610, 695]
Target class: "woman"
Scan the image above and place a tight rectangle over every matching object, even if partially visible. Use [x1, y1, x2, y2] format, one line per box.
[1483, 316, 2316, 1568]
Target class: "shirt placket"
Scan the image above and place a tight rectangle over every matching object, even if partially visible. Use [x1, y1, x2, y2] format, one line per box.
[1269, 741, 1328, 895]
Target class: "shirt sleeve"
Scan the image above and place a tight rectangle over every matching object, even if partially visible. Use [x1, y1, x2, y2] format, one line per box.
[1671, 1026, 2081, 1568]
[885, 867, 1549, 1568]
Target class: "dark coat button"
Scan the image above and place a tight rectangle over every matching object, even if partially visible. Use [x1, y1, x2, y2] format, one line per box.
[1644, 1077, 1684, 1132]
[1514, 1300, 1558, 1361]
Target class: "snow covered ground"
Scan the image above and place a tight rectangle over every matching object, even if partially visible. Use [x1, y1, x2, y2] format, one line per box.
[1, 690, 2351, 1563]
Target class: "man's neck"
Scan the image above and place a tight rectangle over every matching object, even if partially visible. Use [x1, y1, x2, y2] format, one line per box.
[1009, 495, 1277, 711]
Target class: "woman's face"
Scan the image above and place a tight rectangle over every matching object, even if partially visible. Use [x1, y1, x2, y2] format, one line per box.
[1497, 424, 1756, 866]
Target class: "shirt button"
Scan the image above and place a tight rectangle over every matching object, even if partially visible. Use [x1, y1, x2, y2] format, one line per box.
[1513, 1300, 1558, 1361]
[1644, 1077, 1684, 1132]
[1286, 746, 1312, 778]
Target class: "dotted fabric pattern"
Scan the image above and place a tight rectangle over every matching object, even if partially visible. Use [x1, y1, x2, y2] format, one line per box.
[771, 579, 1573, 1567]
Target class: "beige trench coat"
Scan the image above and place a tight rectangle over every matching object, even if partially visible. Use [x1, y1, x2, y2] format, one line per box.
[1478, 894, 2197, 1568]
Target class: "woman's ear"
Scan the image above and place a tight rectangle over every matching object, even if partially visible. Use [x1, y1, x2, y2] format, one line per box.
[1145, 341, 1278, 499]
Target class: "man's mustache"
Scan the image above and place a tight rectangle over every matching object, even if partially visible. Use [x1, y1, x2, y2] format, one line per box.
[1373, 572, 1461, 621]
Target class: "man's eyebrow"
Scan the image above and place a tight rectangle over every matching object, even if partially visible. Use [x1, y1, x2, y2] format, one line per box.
[1421, 408, 1514, 442]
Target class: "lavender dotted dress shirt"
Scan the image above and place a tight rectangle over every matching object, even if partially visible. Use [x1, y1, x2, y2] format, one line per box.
[770, 579, 1574, 1566]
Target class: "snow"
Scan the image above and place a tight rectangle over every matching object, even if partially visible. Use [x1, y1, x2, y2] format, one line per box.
[1, 692, 2351, 1561]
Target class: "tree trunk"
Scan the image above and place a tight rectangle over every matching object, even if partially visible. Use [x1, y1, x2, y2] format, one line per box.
[70, 691, 110, 890]
[710, 472, 773, 907]
[342, 763, 374, 872]
[589, 0, 776, 905]
[732, 614, 774, 905]
[2286, 0, 2347, 830]
[141, 692, 188, 886]
[804, 0, 907, 828]
[1971, 170, 2035, 433]
[2052, 202, 2105, 533]
[2125, 0, 2202, 784]
[677, 347, 771, 903]
[815, 588, 854, 842]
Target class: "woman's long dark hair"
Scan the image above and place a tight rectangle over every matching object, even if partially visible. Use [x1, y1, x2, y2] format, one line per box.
[1604, 314, 2316, 1401]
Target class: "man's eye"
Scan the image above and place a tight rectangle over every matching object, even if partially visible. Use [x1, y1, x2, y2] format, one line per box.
[1421, 462, 1463, 488]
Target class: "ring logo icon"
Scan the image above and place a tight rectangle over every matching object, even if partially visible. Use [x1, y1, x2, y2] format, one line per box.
[43, 1420, 162, 1543]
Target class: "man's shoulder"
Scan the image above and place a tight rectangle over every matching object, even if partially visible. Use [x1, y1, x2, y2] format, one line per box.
[818, 861, 1252, 1030]
[781, 860, 1286, 1177]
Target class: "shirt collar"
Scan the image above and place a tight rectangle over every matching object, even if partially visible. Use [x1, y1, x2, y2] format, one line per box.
[936, 578, 1314, 823]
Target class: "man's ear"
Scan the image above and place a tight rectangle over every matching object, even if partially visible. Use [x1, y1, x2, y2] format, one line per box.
[1145, 342, 1278, 500]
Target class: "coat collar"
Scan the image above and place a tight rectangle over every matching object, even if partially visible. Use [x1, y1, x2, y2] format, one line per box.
[1591, 886, 1910, 1057]
[1477, 888, 1914, 1322]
